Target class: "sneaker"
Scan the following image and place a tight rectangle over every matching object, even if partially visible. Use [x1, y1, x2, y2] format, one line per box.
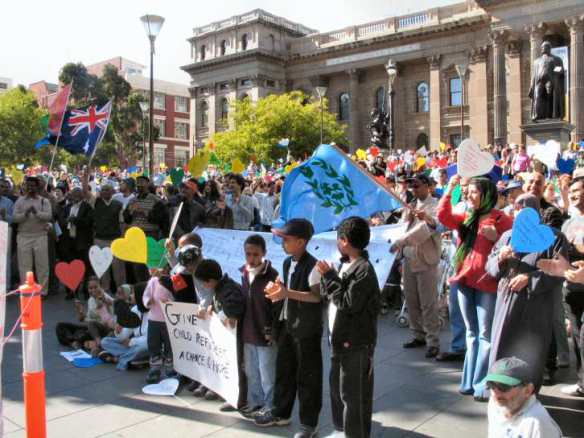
[254, 411, 291, 427]
[294, 425, 318, 438]
[205, 390, 219, 401]
[240, 405, 263, 420]
[193, 385, 208, 398]
[128, 358, 149, 369]
[560, 384, 584, 397]
[219, 402, 236, 412]
[146, 368, 161, 384]
[403, 338, 426, 349]
[425, 346, 440, 358]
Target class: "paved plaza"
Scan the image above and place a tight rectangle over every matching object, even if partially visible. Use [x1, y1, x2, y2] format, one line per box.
[2, 295, 583, 437]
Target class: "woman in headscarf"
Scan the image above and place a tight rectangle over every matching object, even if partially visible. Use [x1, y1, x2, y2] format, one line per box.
[486, 194, 568, 390]
[438, 175, 513, 401]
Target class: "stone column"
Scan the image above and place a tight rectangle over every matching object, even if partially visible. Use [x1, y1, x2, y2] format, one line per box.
[428, 55, 442, 149]
[207, 84, 217, 138]
[227, 79, 238, 130]
[506, 40, 523, 145]
[566, 17, 584, 141]
[468, 47, 489, 147]
[491, 30, 508, 145]
[347, 69, 361, 152]
[525, 23, 547, 66]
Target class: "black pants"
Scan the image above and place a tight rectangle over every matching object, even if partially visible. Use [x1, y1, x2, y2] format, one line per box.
[272, 330, 322, 428]
[147, 320, 172, 368]
[565, 288, 584, 388]
[330, 346, 374, 438]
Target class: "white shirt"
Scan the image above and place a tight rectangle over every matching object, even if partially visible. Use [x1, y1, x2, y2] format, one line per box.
[112, 192, 135, 209]
[488, 395, 562, 438]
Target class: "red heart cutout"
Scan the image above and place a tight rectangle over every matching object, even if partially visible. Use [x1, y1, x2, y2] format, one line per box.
[55, 260, 86, 291]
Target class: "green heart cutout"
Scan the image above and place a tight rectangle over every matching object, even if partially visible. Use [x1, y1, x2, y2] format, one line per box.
[146, 237, 167, 268]
[170, 168, 184, 186]
[209, 152, 222, 166]
[451, 184, 462, 206]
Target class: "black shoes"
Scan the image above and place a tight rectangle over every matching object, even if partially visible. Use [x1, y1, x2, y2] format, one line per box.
[403, 338, 427, 349]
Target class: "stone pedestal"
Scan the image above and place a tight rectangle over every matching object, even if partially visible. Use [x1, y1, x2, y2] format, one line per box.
[521, 119, 574, 146]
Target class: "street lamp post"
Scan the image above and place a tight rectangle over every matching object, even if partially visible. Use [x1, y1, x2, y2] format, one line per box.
[314, 86, 328, 145]
[385, 59, 398, 151]
[455, 61, 468, 141]
[139, 101, 149, 171]
[140, 14, 165, 176]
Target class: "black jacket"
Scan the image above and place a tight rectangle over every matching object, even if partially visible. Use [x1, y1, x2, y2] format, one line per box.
[283, 252, 322, 339]
[214, 274, 246, 319]
[68, 201, 94, 251]
[321, 254, 380, 351]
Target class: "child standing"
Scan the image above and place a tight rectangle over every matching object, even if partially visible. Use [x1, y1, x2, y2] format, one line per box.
[239, 235, 279, 418]
[143, 269, 175, 383]
[257, 218, 323, 438]
[317, 216, 380, 438]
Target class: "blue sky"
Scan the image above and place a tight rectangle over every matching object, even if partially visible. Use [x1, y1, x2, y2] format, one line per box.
[3, 0, 460, 86]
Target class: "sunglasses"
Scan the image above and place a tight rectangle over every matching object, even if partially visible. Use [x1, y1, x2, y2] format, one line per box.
[486, 381, 522, 393]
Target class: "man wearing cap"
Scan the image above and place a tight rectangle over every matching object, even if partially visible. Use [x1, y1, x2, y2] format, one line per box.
[390, 174, 442, 358]
[12, 176, 53, 295]
[501, 180, 524, 216]
[258, 218, 322, 438]
[486, 357, 561, 437]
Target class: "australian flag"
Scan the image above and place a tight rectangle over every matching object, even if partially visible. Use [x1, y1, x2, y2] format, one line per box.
[36, 100, 112, 156]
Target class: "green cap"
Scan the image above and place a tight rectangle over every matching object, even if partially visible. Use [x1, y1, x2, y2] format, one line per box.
[484, 357, 531, 386]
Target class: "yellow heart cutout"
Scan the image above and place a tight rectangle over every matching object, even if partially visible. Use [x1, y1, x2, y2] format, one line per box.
[7, 167, 24, 186]
[231, 158, 245, 174]
[356, 149, 367, 161]
[111, 227, 147, 264]
[188, 149, 210, 178]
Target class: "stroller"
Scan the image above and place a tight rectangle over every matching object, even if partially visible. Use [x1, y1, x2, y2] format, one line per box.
[394, 240, 452, 329]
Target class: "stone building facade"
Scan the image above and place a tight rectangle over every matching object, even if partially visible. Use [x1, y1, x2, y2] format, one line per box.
[182, 0, 584, 152]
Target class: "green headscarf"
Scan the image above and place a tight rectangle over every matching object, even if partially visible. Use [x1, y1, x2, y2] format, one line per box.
[453, 177, 498, 271]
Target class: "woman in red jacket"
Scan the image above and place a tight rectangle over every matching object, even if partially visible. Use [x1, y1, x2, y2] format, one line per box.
[437, 175, 513, 402]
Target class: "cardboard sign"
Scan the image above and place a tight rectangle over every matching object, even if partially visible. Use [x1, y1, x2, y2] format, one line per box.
[89, 245, 113, 279]
[164, 302, 239, 407]
[111, 227, 148, 264]
[55, 260, 86, 290]
[457, 139, 495, 178]
[511, 207, 555, 253]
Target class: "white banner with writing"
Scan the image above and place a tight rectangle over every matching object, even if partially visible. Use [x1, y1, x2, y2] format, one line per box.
[163, 301, 239, 407]
[196, 224, 406, 288]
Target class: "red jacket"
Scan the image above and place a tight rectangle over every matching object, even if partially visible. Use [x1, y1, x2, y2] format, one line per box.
[437, 195, 513, 293]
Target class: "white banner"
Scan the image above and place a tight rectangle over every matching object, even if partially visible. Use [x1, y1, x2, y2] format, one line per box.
[163, 302, 239, 407]
[196, 224, 406, 288]
[0, 221, 8, 437]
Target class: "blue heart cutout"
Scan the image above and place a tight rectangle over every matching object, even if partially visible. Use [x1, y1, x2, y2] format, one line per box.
[511, 207, 555, 253]
[556, 158, 575, 175]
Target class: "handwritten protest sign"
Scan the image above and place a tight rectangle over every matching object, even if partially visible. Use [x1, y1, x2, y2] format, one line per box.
[164, 302, 239, 407]
[457, 139, 495, 178]
[511, 207, 555, 253]
[196, 224, 405, 288]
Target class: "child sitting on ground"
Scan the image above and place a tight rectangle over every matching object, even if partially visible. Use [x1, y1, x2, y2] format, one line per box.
[143, 266, 175, 383]
[84, 276, 116, 356]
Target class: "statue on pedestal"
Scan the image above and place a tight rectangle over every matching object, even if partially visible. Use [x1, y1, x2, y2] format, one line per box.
[529, 41, 565, 121]
[368, 108, 389, 149]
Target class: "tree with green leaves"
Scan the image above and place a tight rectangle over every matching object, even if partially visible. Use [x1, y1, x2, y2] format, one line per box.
[0, 87, 46, 166]
[211, 91, 348, 163]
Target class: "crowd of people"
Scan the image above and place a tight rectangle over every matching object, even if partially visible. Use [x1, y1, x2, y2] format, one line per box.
[1, 140, 584, 438]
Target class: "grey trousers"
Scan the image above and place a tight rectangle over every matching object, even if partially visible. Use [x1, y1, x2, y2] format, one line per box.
[402, 262, 441, 348]
[17, 233, 49, 294]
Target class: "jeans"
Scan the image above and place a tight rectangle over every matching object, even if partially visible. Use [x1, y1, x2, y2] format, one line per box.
[244, 343, 277, 410]
[458, 286, 497, 397]
[449, 283, 467, 354]
[330, 346, 374, 438]
[101, 336, 149, 370]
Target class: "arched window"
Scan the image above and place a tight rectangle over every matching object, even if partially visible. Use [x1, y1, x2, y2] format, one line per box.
[200, 44, 206, 61]
[375, 86, 385, 112]
[416, 133, 429, 149]
[220, 98, 229, 121]
[416, 82, 429, 112]
[338, 93, 350, 121]
[220, 40, 227, 56]
[200, 100, 208, 128]
[241, 34, 248, 51]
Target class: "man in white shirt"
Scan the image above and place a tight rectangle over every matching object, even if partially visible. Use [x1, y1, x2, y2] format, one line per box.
[486, 357, 562, 438]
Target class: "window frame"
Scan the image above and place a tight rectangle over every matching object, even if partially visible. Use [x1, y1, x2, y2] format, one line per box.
[449, 77, 462, 107]
[416, 82, 429, 113]
[174, 96, 188, 113]
[338, 92, 350, 122]
[200, 101, 209, 128]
